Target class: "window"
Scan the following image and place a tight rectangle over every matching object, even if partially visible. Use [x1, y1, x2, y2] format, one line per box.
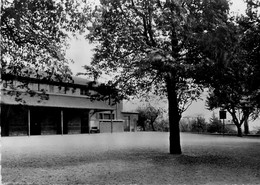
[49, 85, 54, 93]
[38, 84, 48, 92]
[80, 88, 89, 96]
[58, 86, 66, 94]
[3, 80, 7, 88]
[99, 113, 115, 120]
[28, 83, 38, 91]
[71, 88, 80, 95]
[71, 88, 76, 94]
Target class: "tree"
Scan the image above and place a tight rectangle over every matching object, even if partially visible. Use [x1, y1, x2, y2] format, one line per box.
[207, 112, 222, 133]
[86, 0, 230, 154]
[136, 104, 162, 131]
[190, 116, 207, 133]
[205, 0, 260, 137]
[1, 0, 90, 81]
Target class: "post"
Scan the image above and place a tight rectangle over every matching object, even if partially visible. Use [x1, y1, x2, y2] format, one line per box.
[99, 120, 101, 133]
[110, 110, 113, 133]
[222, 119, 225, 137]
[128, 116, 131, 132]
[61, 110, 63, 135]
[28, 108, 31, 136]
[88, 110, 90, 134]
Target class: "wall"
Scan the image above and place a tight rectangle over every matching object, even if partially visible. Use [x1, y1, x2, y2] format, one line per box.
[99, 120, 124, 133]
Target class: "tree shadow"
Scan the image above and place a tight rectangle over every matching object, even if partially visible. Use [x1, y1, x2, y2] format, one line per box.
[176, 154, 231, 165]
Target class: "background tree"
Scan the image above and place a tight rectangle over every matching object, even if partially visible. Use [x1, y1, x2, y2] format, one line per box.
[206, 112, 223, 133]
[1, 0, 90, 81]
[136, 104, 163, 131]
[205, 0, 260, 137]
[190, 116, 207, 133]
[86, 0, 230, 154]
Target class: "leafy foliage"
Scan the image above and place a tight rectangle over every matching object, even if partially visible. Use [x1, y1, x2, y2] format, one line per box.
[179, 119, 191, 132]
[1, 0, 90, 81]
[136, 104, 163, 131]
[207, 113, 223, 133]
[190, 116, 207, 133]
[86, 0, 230, 154]
[86, 0, 228, 113]
[205, 0, 260, 136]
[154, 119, 169, 132]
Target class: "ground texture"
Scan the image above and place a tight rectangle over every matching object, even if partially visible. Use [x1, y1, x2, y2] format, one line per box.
[1, 132, 260, 185]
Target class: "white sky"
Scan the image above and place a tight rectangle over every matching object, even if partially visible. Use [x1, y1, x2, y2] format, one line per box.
[66, 0, 260, 128]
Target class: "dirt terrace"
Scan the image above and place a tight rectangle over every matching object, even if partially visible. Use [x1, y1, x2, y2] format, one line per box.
[1, 132, 260, 185]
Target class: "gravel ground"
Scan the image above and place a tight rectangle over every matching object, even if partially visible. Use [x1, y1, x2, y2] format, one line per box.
[1, 132, 260, 185]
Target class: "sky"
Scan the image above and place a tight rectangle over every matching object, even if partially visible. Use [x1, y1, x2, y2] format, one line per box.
[65, 1, 260, 129]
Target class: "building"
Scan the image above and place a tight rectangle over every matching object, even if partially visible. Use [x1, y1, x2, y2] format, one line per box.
[1, 74, 138, 136]
[121, 111, 139, 132]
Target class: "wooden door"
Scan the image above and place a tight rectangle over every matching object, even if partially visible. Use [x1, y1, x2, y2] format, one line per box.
[30, 108, 41, 135]
[81, 110, 89, 133]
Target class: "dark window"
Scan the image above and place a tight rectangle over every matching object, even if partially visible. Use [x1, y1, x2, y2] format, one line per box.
[80, 88, 89, 96]
[58, 86, 66, 94]
[3, 80, 7, 88]
[99, 113, 115, 120]
[49, 85, 54, 92]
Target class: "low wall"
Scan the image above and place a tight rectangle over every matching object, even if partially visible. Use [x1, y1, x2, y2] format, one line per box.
[99, 120, 124, 133]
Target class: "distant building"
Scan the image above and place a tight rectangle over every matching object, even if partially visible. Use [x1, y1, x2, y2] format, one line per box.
[1, 74, 138, 136]
[121, 111, 139, 132]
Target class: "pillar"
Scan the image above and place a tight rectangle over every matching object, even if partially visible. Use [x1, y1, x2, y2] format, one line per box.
[28, 108, 31, 136]
[61, 110, 63, 135]
[111, 110, 113, 133]
[88, 110, 91, 134]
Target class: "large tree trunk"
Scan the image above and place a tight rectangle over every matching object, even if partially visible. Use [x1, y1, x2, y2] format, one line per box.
[166, 76, 182, 155]
[228, 110, 243, 137]
[244, 118, 249, 135]
[236, 125, 243, 137]
[150, 121, 156, 131]
[142, 123, 146, 131]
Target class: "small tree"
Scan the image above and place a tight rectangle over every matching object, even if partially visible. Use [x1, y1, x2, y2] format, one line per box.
[191, 116, 207, 133]
[207, 112, 222, 133]
[205, 0, 260, 137]
[155, 119, 169, 132]
[179, 119, 191, 132]
[136, 104, 162, 131]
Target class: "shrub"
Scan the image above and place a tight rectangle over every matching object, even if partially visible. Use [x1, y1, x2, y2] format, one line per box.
[256, 127, 260, 135]
[155, 119, 169, 132]
[207, 113, 222, 133]
[179, 119, 191, 132]
[191, 117, 207, 133]
[224, 125, 237, 134]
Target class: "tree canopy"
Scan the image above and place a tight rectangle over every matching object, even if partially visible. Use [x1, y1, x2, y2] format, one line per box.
[206, 0, 260, 136]
[137, 104, 163, 131]
[1, 0, 90, 81]
[86, 0, 230, 154]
